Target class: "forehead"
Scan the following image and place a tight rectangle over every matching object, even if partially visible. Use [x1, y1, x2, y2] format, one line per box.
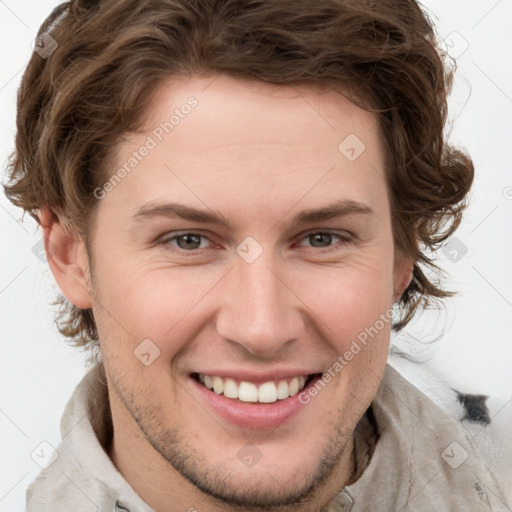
[103, 74, 389, 224]
[143, 75, 381, 157]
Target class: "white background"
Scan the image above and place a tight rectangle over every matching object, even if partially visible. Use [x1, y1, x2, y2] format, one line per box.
[1, 1, 511, 510]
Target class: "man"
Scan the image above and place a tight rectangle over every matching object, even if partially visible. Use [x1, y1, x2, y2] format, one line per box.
[4, 0, 509, 510]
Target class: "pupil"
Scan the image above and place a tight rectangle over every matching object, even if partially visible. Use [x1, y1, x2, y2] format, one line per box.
[178, 234, 200, 249]
[310, 233, 331, 247]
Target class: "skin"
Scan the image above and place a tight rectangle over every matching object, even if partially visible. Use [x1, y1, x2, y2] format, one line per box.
[42, 74, 413, 512]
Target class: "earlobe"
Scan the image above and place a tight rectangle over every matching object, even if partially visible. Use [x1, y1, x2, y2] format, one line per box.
[393, 260, 414, 303]
[39, 205, 93, 310]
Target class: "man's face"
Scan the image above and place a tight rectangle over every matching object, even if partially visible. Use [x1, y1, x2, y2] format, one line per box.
[85, 75, 410, 508]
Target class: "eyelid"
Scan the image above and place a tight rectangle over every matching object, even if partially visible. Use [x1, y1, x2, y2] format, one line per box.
[298, 228, 352, 240]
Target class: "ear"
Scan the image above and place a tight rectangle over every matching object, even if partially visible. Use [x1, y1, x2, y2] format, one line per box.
[393, 255, 414, 303]
[39, 205, 93, 309]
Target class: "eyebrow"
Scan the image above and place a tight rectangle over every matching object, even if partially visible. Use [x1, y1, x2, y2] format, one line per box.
[132, 199, 374, 228]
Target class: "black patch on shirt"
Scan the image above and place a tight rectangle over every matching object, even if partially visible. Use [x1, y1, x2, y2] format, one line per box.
[456, 392, 491, 426]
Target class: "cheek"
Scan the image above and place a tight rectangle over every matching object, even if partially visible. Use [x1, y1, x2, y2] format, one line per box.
[91, 257, 220, 348]
[296, 256, 395, 338]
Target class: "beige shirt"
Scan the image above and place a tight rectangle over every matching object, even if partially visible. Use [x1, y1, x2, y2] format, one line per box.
[26, 364, 511, 512]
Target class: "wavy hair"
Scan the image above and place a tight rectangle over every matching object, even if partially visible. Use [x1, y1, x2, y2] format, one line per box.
[4, 0, 474, 349]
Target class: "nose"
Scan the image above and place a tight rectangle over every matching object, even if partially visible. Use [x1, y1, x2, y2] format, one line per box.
[215, 251, 304, 357]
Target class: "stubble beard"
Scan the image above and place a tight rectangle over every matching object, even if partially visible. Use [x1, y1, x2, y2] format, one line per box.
[114, 379, 355, 512]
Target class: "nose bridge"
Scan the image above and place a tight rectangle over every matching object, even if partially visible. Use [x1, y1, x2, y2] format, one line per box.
[216, 250, 300, 355]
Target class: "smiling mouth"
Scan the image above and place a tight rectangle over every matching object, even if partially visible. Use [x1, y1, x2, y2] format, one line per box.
[192, 373, 320, 403]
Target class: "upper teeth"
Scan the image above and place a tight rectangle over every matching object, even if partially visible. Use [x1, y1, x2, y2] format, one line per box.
[198, 374, 307, 403]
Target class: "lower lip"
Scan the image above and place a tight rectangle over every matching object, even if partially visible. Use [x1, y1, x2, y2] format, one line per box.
[190, 376, 318, 430]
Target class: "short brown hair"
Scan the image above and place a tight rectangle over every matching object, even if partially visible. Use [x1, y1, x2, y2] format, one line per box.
[4, 0, 474, 350]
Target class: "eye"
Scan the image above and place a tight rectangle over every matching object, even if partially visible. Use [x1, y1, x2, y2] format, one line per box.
[297, 231, 351, 250]
[157, 230, 352, 254]
[159, 232, 214, 251]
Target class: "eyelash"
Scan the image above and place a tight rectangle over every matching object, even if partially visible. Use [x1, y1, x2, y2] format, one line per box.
[157, 230, 352, 255]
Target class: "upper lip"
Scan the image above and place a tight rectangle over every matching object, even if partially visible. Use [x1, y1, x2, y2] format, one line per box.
[192, 369, 321, 384]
